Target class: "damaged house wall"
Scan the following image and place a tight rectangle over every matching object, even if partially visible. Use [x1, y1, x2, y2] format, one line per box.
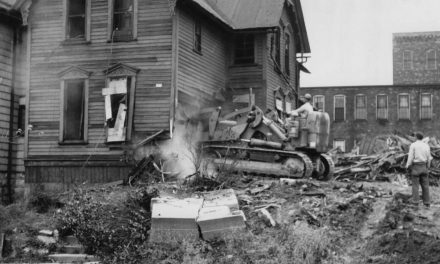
[24, 0, 311, 192]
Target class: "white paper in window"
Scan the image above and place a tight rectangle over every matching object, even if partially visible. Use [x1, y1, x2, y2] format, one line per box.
[275, 98, 283, 111]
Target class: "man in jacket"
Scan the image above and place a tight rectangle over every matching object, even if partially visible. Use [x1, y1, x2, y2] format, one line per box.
[290, 93, 313, 117]
[405, 132, 432, 208]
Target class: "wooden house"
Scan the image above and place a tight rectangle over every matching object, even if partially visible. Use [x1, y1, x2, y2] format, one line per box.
[23, 0, 310, 191]
[0, 0, 28, 203]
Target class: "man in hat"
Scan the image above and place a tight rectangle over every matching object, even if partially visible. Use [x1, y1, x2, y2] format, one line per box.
[290, 93, 314, 117]
[405, 132, 432, 208]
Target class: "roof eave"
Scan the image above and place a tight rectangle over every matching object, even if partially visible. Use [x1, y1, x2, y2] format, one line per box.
[289, 0, 310, 53]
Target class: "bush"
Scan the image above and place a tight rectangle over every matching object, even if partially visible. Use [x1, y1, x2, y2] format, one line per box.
[56, 186, 158, 263]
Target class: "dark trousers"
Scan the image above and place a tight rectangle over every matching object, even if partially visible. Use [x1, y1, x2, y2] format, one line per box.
[411, 163, 430, 205]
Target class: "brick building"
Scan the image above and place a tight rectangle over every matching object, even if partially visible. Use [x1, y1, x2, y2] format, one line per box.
[303, 31, 440, 153]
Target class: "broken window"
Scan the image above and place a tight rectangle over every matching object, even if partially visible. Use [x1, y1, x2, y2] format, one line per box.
[397, 94, 410, 120]
[426, 50, 436, 70]
[234, 34, 255, 64]
[403, 50, 412, 70]
[354, 94, 367, 120]
[284, 33, 290, 76]
[103, 77, 130, 142]
[67, 0, 86, 39]
[63, 80, 85, 141]
[194, 19, 202, 53]
[334, 95, 345, 121]
[376, 94, 388, 120]
[313, 95, 325, 111]
[112, 0, 134, 41]
[333, 139, 346, 152]
[420, 93, 432, 120]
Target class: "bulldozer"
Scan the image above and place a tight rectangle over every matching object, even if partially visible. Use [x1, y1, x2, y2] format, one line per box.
[198, 103, 335, 180]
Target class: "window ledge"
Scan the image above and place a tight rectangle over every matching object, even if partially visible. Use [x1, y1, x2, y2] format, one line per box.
[193, 49, 203, 55]
[229, 63, 259, 68]
[59, 140, 89, 145]
[62, 39, 91, 46]
[107, 38, 137, 43]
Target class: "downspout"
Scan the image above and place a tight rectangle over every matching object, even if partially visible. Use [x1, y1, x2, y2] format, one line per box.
[7, 25, 18, 204]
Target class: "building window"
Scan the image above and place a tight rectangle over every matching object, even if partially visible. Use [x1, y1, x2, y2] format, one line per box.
[234, 34, 255, 64]
[275, 97, 284, 118]
[272, 29, 281, 71]
[194, 19, 202, 53]
[420, 93, 432, 120]
[426, 50, 436, 70]
[333, 139, 346, 152]
[376, 94, 388, 120]
[65, 0, 90, 41]
[334, 95, 345, 121]
[17, 97, 25, 136]
[58, 66, 90, 144]
[284, 33, 290, 76]
[403, 50, 412, 70]
[108, 0, 138, 41]
[354, 94, 367, 120]
[397, 94, 410, 120]
[313, 95, 325, 111]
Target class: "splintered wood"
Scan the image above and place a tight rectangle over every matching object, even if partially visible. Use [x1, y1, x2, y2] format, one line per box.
[330, 134, 440, 185]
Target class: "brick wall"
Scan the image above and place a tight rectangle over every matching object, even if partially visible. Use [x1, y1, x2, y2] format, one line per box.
[393, 32, 440, 85]
[302, 85, 440, 152]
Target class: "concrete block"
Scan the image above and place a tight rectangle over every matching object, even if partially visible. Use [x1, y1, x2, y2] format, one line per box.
[149, 197, 203, 242]
[202, 189, 239, 211]
[197, 206, 246, 241]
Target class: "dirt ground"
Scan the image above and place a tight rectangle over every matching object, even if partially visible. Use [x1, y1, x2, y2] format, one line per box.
[1, 176, 440, 263]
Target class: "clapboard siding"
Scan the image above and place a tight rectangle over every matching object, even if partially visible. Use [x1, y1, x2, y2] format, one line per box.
[176, 8, 227, 106]
[27, 0, 174, 161]
[266, 9, 298, 110]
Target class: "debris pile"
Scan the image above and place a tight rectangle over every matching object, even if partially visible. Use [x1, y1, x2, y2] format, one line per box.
[330, 134, 440, 185]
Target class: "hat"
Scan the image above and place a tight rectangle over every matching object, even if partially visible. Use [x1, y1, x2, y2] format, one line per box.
[304, 93, 312, 100]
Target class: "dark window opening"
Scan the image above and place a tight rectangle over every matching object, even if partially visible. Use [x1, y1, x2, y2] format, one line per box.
[284, 34, 290, 76]
[334, 95, 345, 121]
[194, 20, 202, 53]
[67, 0, 86, 39]
[64, 80, 85, 141]
[354, 95, 367, 120]
[113, 0, 133, 40]
[274, 29, 280, 67]
[234, 34, 255, 64]
[17, 104, 25, 136]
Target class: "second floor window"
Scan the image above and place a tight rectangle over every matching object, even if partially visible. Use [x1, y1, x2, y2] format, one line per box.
[313, 95, 325, 111]
[420, 93, 432, 120]
[110, 0, 137, 41]
[284, 33, 290, 76]
[194, 20, 202, 53]
[426, 50, 436, 70]
[398, 94, 410, 120]
[403, 50, 412, 70]
[63, 80, 87, 141]
[354, 94, 367, 120]
[376, 94, 388, 120]
[234, 34, 254, 64]
[67, 0, 86, 39]
[334, 95, 345, 121]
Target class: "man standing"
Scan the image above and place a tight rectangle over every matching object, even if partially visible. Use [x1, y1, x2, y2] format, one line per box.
[405, 132, 432, 208]
[290, 93, 313, 117]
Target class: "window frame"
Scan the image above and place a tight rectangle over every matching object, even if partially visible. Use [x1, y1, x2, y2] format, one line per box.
[376, 94, 388, 120]
[233, 33, 256, 65]
[107, 0, 138, 42]
[403, 50, 413, 70]
[64, 0, 91, 42]
[193, 19, 202, 54]
[426, 49, 437, 70]
[420, 93, 433, 120]
[313, 95, 325, 112]
[284, 33, 290, 77]
[333, 95, 346, 121]
[397, 93, 410, 120]
[58, 67, 90, 145]
[333, 139, 346, 153]
[354, 94, 367, 120]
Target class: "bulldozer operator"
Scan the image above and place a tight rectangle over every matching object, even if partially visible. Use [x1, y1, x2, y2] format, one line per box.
[290, 93, 313, 118]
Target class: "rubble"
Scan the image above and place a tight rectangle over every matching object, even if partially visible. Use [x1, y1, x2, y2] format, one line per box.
[330, 134, 440, 185]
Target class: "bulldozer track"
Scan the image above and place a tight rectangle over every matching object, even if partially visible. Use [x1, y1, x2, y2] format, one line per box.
[203, 145, 314, 178]
[316, 153, 335, 180]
